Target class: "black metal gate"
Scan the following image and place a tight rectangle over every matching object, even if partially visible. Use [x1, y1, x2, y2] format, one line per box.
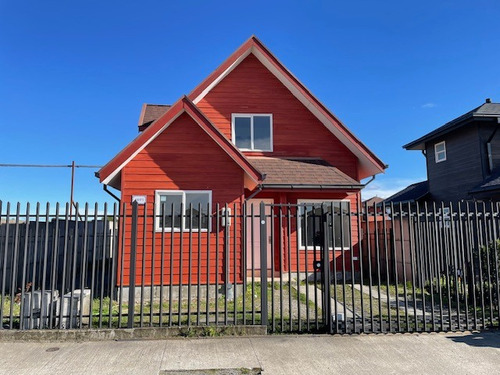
[257, 202, 340, 334]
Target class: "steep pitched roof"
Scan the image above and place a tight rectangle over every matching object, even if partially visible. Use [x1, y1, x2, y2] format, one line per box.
[404, 100, 500, 150]
[248, 157, 363, 189]
[187, 36, 386, 179]
[98, 97, 264, 189]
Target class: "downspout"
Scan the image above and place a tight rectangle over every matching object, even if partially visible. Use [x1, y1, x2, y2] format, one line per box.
[245, 185, 263, 201]
[244, 173, 266, 202]
[363, 175, 376, 187]
[361, 175, 376, 207]
[103, 184, 120, 202]
[95, 170, 121, 202]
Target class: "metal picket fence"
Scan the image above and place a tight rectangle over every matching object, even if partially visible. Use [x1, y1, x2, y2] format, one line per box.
[0, 200, 499, 334]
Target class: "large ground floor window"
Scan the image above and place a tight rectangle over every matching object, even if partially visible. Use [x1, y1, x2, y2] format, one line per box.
[297, 200, 350, 250]
[155, 190, 211, 231]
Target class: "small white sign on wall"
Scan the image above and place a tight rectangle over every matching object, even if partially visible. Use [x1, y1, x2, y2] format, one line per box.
[132, 195, 147, 205]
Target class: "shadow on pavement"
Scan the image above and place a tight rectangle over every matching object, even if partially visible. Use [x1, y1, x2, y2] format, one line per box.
[446, 331, 500, 349]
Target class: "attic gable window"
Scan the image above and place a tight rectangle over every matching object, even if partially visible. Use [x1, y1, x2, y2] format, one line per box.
[232, 114, 273, 151]
[435, 141, 446, 163]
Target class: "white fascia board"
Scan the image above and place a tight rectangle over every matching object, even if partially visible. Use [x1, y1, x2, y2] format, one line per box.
[101, 110, 185, 186]
[193, 49, 253, 105]
[190, 45, 382, 178]
[251, 48, 381, 177]
[102, 107, 260, 187]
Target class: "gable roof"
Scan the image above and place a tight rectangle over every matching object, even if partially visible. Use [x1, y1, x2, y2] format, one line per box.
[138, 104, 171, 131]
[187, 36, 387, 180]
[363, 196, 384, 206]
[404, 100, 500, 150]
[98, 96, 264, 189]
[248, 157, 363, 189]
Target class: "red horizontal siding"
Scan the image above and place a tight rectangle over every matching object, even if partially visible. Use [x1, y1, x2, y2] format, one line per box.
[197, 53, 359, 180]
[119, 112, 245, 286]
[253, 191, 361, 274]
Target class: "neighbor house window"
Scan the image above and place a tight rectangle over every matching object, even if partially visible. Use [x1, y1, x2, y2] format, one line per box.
[155, 190, 211, 231]
[297, 200, 350, 250]
[435, 141, 446, 163]
[232, 114, 273, 151]
[439, 207, 451, 229]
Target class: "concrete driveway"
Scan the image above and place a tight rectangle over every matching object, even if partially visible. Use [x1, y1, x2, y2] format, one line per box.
[0, 331, 499, 374]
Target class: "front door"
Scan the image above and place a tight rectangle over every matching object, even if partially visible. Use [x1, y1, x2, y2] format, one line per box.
[246, 199, 273, 275]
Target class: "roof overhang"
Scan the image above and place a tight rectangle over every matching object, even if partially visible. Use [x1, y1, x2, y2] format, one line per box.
[260, 183, 364, 190]
[404, 114, 500, 151]
[98, 96, 264, 190]
[188, 36, 387, 179]
[469, 185, 500, 195]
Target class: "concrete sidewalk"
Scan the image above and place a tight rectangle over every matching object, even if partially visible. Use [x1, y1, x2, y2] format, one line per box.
[0, 331, 499, 375]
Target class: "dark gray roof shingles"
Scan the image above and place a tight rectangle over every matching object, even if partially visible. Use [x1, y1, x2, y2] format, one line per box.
[384, 181, 429, 204]
[470, 169, 500, 193]
[404, 102, 500, 150]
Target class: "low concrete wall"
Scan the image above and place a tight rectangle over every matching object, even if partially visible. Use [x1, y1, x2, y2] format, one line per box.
[0, 325, 267, 342]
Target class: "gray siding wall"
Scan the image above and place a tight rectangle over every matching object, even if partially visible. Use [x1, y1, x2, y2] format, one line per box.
[490, 131, 500, 172]
[425, 124, 483, 202]
[478, 120, 500, 174]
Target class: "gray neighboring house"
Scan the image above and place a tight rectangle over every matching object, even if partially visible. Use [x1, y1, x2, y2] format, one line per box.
[386, 99, 500, 204]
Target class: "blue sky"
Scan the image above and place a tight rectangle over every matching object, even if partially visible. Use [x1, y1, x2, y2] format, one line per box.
[1, 0, 499, 207]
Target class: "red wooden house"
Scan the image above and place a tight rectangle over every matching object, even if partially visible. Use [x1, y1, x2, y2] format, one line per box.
[97, 36, 386, 287]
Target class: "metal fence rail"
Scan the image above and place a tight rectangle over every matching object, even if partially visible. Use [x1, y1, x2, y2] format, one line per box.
[356, 201, 500, 334]
[0, 200, 499, 334]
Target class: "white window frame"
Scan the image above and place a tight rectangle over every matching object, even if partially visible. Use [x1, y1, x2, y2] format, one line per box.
[154, 190, 212, 232]
[438, 207, 451, 229]
[434, 141, 446, 163]
[297, 199, 351, 251]
[231, 114, 273, 152]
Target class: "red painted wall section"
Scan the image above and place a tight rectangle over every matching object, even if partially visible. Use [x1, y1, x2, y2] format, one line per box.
[119, 112, 245, 286]
[251, 190, 361, 275]
[196, 53, 359, 180]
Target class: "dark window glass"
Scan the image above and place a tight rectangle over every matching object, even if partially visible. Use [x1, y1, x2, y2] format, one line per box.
[159, 194, 182, 229]
[300, 202, 350, 249]
[253, 116, 271, 150]
[234, 117, 251, 149]
[185, 192, 210, 229]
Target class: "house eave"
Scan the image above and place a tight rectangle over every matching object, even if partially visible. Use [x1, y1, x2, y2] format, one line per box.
[260, 183, 364, 190]
[404, 114, 500, 151]
[99, 97, 264, 189]
[188, 36, 387, 179]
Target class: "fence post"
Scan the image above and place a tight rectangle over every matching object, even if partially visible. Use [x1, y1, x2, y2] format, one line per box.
[260, 202, 268, 328]
[128, 202, 138, 328]
[322, 208, 332, 333]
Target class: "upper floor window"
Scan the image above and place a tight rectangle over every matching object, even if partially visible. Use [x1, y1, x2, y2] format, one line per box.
[232, 114, 273, 151]
[155, 190, 211, 232]
[434, 141, 446, 163]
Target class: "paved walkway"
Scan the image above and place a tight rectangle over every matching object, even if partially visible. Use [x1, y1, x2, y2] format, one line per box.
[0, 331, 499, 374]
[304, 283, 355, 319]
[353, 284, 426, 316]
